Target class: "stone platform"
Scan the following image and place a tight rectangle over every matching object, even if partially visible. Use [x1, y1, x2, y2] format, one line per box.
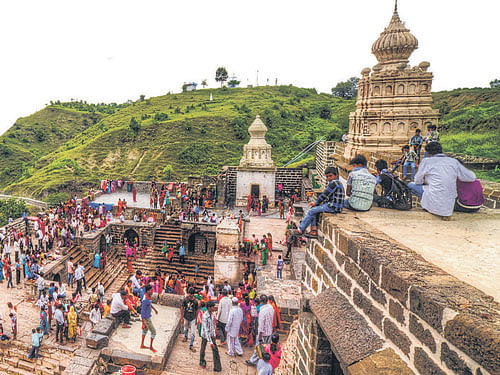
[359, 207, 500, 302]
[104, 305, 180, 374]
[92, 192, 177, 209]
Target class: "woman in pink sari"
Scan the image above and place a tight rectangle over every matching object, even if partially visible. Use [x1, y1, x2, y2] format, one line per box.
[239, 293, 255, 346]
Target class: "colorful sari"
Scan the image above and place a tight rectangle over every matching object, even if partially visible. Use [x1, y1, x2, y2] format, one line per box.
[67, 306, 78, 340]
[239, 301, 254, 346]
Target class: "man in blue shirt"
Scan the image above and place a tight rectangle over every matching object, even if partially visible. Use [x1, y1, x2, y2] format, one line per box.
[140, 285, 158, 352]
[179, 244, 186, 264]
[297, 166, 344, 238]
[27, 327, 44, 360]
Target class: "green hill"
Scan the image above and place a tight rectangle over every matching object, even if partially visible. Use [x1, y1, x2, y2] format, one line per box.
[1, 85, 499, 200]
[0, 86, 354, 199]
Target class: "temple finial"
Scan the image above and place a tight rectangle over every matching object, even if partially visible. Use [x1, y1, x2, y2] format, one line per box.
[394, 0, 398, 13]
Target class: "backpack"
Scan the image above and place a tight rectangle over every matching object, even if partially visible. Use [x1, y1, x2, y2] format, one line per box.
[377, 172, 413, 210]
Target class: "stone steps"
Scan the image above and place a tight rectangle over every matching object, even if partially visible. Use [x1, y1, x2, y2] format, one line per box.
[0, 341, 69, 375]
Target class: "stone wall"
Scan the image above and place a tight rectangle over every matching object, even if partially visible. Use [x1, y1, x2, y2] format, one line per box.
[293, 311, 340, 375]
[315, 141, 338, 188]
[301, 213, 499, 375]
[275, 167, 303, 200]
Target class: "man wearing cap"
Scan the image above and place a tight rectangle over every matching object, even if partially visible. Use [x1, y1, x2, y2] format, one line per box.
[111, 289, 131, 328]
[225, 297, 243, 357]
[216, 289, 232, 345]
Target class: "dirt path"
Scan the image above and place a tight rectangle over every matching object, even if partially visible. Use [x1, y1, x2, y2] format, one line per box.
[129, 151, 147, 177]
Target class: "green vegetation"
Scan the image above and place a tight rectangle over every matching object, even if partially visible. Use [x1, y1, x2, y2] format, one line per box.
[0, 86, 354, 197]
[1, 86, 499, 198]
[0, 198, 26, 227]
[433, 87, 500, 181]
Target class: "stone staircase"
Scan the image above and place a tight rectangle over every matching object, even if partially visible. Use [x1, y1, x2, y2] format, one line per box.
[130, 223, 214, 289]
[0, 341, 70, 375]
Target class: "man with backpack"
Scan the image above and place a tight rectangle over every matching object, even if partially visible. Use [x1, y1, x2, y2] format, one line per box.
[344, 155, 377, 212]
[296, 166, 344, 238]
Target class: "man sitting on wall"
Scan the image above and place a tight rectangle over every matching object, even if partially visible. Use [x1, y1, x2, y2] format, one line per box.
[296, 166, 344, 238]
[408, 142, 476, 219]
[344, 154, 377, 212]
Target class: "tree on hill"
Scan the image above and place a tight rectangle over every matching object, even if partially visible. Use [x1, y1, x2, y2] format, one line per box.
[332, 77, 359, 99]
[201, 79, 207, 88]
[163, 164, 173, 180]
[129, 117, 141, 134]
[490, 79, 500, 88]
[228, 79, 241, 88]
[215, 67, 228, 87]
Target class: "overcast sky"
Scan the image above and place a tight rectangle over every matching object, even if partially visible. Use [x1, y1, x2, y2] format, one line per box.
[1, 0, 499, 135]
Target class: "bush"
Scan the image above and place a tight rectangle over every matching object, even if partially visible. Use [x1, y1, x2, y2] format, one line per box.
[45, 192, 70, 207]
[0, 198, 26, 226]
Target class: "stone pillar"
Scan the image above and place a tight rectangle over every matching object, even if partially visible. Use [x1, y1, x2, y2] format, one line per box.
[214, 249, 241, 286]
[215, 218, 239, 248]
[214, 218, 241, 285]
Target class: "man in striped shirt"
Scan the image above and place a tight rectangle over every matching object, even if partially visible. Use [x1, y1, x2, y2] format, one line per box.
[297, 167, 344, 238]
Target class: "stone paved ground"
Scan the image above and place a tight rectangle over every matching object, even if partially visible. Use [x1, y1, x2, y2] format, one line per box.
[359, 207, 500, 302]
[165, 333, 257, 375]
[0, 277, 91, 352]
[92, 192, 173, 209]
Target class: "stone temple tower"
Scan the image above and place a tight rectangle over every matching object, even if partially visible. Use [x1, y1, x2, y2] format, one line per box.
[344, 2, 439, 158]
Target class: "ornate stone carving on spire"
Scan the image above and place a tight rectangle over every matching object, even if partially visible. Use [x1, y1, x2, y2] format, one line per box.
[239, 115, 275, 169]
[371, 2, 418, 67]
[344, 2, 438, 158]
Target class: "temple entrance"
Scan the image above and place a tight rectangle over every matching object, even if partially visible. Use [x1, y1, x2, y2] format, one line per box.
[251, 184, 260, 198]
[123, 228, 139, 246]
[188, 233, 208, 254]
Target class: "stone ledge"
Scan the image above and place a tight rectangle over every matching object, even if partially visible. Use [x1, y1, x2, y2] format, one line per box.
[348, 348, 415, 375]
[309, 287, 384, 372]
[319, 212, 500, 374]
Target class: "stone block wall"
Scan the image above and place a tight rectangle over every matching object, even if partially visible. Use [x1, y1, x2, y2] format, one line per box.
[293, 311, 341, 375]
[315, 141, 338, 188]
[301, 214, 500, 375]
[276, 168, 303, 199]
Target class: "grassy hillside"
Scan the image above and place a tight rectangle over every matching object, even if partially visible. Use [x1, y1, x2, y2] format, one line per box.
[433, 88, 500, 182]
[1, 86, 499, 199]
[0, 107, 104, 188]
[1, 86, 354, 198]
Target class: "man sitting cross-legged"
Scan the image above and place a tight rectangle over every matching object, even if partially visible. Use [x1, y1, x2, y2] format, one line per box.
[297, 166, 344, 238]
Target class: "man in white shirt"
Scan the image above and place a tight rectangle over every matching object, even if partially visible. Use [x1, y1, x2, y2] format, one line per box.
[111, 290, 131, 328]
[225, 297, 243, 356]
[246, 295, 275, 366]
[223, 281, 232, 294]
[74, 263, 85, 295]
[130, 270, 144, 300]
[216, 290, 232, 345]
[409, 142, 476, 218]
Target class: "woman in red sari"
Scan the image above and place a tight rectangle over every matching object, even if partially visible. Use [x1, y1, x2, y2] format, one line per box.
[239, 293, 255, 346]
[268, 295, 282, 332]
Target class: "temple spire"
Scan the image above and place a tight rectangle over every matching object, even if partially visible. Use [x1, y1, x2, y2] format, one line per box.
[394, 0, 398, 13]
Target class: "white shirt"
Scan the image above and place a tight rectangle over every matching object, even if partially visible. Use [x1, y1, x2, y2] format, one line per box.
[75, 265, 85, 280]
[130, 275, 141, 290]
[110, 293, 129, 314]
[258, 303, 274, 337]
[58, 284, 66, 296]
[415, 154, 476, 217]
[90, 308, 102, 324]
[216, 296, 232, 324]
[225, 305, 243, 337]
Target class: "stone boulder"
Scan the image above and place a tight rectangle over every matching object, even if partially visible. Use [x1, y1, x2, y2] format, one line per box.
[86, 333, 109, 349]
[92, 318, 114, 337]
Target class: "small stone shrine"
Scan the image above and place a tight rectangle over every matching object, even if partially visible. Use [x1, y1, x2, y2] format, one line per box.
[235, 115, 277, 207]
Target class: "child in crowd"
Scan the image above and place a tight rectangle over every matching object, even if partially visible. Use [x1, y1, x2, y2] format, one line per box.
[27, 327, 44, 360]
[276, 256, 284, 280]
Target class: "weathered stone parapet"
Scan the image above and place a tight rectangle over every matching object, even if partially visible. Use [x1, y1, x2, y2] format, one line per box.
[301, 213, 500, 375]
[214, 248, 241, 285]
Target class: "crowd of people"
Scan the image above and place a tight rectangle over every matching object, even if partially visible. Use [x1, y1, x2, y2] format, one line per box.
[108, 267, 282, 373]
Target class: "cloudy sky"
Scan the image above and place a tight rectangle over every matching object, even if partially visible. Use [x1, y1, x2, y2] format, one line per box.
[1, 0, 499, 135]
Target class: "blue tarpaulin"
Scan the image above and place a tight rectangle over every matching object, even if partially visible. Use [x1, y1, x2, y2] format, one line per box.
[89, 202, 114, 212]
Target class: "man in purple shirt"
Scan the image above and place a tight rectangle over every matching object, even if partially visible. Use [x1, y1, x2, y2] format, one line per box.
[140, 285, 158, 352]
